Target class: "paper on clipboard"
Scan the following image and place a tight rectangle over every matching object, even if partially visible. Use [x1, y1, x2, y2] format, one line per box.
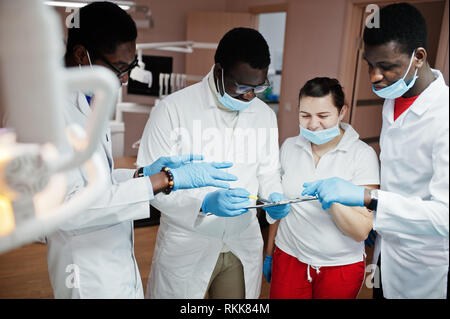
[245, 195, 318, 209]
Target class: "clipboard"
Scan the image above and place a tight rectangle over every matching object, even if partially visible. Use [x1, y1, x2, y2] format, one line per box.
[245, 195, 318, 209]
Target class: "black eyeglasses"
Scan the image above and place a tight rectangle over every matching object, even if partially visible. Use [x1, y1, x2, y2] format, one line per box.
[98, 55, 139, 79]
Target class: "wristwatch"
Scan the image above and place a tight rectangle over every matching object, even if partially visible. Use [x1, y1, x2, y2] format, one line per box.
[134, 167, 144, 178]
[367, 189, 378, 212]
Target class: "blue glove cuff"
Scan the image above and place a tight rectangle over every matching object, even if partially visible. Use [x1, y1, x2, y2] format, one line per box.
[265, 254, 273, 260]
[142, 165, 153, 177]
[358, 186, 365, 207]
[201, 193, 210, 214]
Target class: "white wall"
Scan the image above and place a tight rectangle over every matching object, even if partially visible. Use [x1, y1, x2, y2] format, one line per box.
[258, 12, 286, 97]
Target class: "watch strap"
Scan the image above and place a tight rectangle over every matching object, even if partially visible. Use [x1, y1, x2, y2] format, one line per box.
[367, 189, 378, 211]
[134, 167, 144, 178]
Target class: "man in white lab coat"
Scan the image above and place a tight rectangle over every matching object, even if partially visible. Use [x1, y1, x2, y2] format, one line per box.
[137, 27, 290, 298]
[45, 2, 238, 299]
[302, 3, 448, 299]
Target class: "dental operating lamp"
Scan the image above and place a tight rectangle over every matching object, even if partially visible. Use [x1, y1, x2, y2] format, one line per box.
[0, 0, 119, 254]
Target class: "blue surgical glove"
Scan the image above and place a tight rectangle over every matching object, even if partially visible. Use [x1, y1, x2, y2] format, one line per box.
[302, 177, 365, 210]
[171, 161, 238, 190]
[365, 229, 377, 247]
[142, 154, 203, 177]
[201, 188, 251, 217]
[263, 254, 273, 283]
[262, 192, 291, 220]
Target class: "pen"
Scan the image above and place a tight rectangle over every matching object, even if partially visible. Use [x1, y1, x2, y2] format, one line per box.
[248, 195, 271, 204]
[227, 189, 272, 203]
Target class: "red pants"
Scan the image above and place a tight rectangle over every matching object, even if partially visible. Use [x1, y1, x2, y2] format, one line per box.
[270, 247, 365, 299]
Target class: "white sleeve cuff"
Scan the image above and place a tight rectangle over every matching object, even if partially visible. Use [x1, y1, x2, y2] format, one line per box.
[265, 212, 278, 224]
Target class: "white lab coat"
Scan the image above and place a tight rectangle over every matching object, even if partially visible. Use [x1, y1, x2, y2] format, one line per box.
[46, 92, 154, 298]
[137, 71, 283, 298]
[373, 69, 449, 298]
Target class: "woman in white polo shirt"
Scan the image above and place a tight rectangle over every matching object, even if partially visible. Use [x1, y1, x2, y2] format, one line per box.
[265, 77, 380, 299]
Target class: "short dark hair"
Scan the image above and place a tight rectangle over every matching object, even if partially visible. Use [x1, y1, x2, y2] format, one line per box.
[66, 1, 137, 60]
[214, 27, 270, 73]
[299, 77, 345, 111]
[363, 3, 427, 55]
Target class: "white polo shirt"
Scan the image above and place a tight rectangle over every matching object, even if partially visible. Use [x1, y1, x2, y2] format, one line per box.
[274, 123, 380, 266]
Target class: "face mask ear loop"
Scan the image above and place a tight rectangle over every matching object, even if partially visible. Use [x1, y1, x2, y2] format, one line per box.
[221, 68, 227, 97]
[336, 111, 342, 127]
[86, 49, 94, 70]
[215, 71, 221, 96]
[402, 50, 416, 81]
[339, 106, 346, 122]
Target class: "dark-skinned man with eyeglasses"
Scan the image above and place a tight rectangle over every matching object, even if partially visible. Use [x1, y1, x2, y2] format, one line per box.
[302, 3, 448, 299]
[48, 1, 239, 299]
[137, 27, 290, 299]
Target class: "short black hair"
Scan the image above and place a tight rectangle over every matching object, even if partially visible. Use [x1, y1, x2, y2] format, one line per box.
[363, 3, 427, 55]
[66, 1, 137, 59]
[299, 77, 345, 111]
[214, 27, 270, 73]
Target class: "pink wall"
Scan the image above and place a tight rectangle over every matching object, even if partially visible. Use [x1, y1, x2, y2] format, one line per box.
[132, 0, 227, 73]
[222, 0, 348, 144]
[53, 0, 447, 145]
[224, 0, 287, 11]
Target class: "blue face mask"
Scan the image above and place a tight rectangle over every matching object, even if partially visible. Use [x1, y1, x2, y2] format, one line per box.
[372, 51, 419, 99]
[300, 123, 340, 145]
[216, 69, 255, 111]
